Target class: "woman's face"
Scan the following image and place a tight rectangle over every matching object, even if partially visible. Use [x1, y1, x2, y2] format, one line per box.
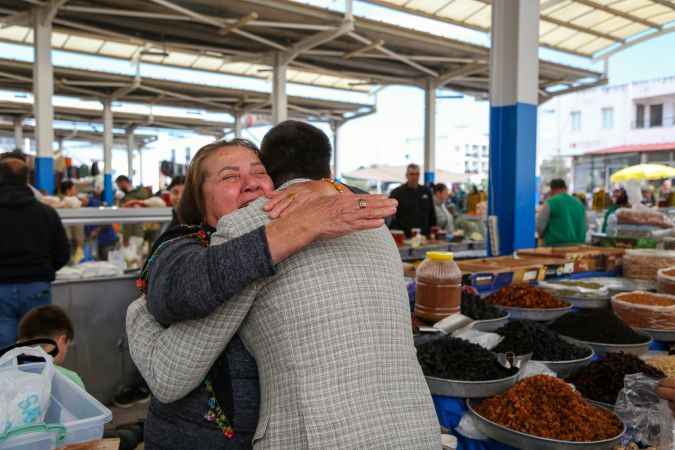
[201, 146, 274, 227]
[436, 188, 449, 203]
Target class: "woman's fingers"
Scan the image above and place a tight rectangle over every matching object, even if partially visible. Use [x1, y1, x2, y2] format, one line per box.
[266, 194, 296, 219]
[264, 189, 289, 211]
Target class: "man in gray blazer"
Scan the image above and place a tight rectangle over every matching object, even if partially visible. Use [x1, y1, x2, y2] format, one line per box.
[127, 121, 440, 449]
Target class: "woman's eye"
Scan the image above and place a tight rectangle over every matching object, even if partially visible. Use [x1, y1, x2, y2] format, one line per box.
[254, 171, 268, 176]
[222, 175, 239, 181]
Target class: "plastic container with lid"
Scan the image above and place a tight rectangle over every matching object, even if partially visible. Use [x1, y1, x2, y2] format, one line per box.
[414, 251, 462, 322]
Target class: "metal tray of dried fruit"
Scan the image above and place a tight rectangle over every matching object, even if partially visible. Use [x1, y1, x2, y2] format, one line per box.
[536, 348, 595, 378]
[557, 294, 610, 309]
[425, 370, 520, 399]
[493, 305, 573, 322]
[634, 327, 675, 342]
[560, 336, 653, 357]
[466, 399, 625, 450]
[471, 313, 510, 332]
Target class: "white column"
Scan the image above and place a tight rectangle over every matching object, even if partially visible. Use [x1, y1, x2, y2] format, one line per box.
[138, 147, 144, 186]
[234, 113, 243, 138]
[331, 121, 341, 179]
[32, 5, 55, 193]
[102, 99, 114, 204]
[13, 116, 23, 151]
[488, 0, 540, 255]
[127, 130, 135, 183]
[424, 78, 437, 185]
[272, 53, 288, 124]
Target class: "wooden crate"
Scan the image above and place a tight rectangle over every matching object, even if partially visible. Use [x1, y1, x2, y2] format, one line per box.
[517, 246, 623, 273]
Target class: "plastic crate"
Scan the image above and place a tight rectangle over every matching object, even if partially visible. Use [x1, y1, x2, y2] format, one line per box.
[0, 363, 112, 449]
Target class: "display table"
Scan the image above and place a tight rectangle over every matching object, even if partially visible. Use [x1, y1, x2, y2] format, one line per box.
[52, 274, 140, 405]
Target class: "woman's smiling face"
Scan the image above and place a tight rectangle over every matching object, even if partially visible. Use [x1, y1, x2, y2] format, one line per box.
[201, 145, 274, 227]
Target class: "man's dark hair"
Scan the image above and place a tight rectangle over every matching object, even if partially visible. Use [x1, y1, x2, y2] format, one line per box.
[550, 179, 567, 191]
[407, 163, 420, 172]
[0, 157, 29, 185]
[432, 183, 448, 194]
[18, 305, 74, 342]
[168, 175, 186, 190]
[115, 175, 131, 184]
[60, 179, 75, 195]
[260, 120, 332, 187]
[0, 151, 27, 162]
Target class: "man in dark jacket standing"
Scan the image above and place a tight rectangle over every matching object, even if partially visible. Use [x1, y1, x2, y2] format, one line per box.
[0, 157, 70, 348]
[389, 163, 436, 237]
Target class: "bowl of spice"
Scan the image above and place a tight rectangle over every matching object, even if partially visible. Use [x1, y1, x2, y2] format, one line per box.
[461, 290, 510, 332]
[492, 320, 594, 377]
[486, 284, 573, 321]
[566, 353, 666, 406]
[548, 309, 652, 356]
[611, 291, 675, 341]
[469, 375, 625, 450]
[416, 336, 519, 398]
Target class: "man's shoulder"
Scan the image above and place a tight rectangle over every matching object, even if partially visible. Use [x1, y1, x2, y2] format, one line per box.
[216, 197, 269, 239]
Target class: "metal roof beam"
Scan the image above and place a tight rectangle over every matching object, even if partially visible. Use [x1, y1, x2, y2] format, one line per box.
[348, 32, 438, 77]
[343, 40, 385, 59]
[218, 12, 258, 36]
[0, 10, 32, 28]
[147, 0, 287, 51]
[281, 19, 354, 65]
[593, 24, 675, 61]
[432, 62, 485, 88]
[573, 0, 662, 30]
[649, 0, 675, 11]
[542, 15, 624, 43]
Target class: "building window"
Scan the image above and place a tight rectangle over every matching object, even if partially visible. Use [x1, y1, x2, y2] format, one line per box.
[570, 111, 581, 131]
[650, 104, 663, 127]
[601, 107, 614, 129]
[636, 104, 645, 128]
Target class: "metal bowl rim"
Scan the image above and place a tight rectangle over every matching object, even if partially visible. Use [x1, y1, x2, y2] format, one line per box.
[560, 335, 653, 348]
[471, 312, 510, 324]
[467, 398, 627, 446]
[493, 304, 573, 312]
[425, 369, 520, 386]
[533, 349, 595, 365]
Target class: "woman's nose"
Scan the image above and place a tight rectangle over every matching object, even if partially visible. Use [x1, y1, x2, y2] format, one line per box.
[242, 175, 262, 193]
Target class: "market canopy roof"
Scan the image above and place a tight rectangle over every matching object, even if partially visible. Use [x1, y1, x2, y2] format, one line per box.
[0, 116, 157, 148]
[0, 95, 234, 137]
[0, 58, 373, 126]
[344, 164, 468, 184]
[0, 0, 604, 100]
[584, 142, 675, 156]
[362, 0, 675, 60]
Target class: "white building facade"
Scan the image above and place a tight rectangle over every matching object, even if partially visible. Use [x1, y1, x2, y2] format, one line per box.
[538, 76, 675, 192]
[435, 129, 489, 185]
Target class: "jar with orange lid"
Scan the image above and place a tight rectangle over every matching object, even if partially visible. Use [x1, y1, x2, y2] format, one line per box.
[415, 251, 463, 322]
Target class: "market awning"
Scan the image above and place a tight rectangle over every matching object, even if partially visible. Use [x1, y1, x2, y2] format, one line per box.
[584, 142, 675, 156]
[344, 164, 468, 184]
[361, 0, 675, 60]
[0, 58, 374, 125]
[0, 0, 604, 99]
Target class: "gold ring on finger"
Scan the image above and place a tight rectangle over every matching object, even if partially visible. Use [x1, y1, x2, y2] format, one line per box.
[358, 199, 368, 209]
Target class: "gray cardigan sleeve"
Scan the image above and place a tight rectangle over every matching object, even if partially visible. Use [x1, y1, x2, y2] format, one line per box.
[146, 226, 274, 325]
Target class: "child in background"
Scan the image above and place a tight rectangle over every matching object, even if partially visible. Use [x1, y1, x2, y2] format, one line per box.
[17, 304, 85, 389]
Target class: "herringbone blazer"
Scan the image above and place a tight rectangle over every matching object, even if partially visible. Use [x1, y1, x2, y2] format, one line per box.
[127, 186, 440, 449]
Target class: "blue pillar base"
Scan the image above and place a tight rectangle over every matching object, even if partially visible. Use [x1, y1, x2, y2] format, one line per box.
[35, 156, 54, 195]
[103, 173, 114, 206]
[488, 102, 537, 255]
[425, 171, 436, 186]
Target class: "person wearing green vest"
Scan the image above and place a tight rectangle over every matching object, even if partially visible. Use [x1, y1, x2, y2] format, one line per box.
[537, 179, 587, 246]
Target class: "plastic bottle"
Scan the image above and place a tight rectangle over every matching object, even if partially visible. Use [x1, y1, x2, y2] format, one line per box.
[415, 251, 463, 322]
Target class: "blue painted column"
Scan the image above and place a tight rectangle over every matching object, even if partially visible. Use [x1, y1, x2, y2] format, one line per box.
[102, 99, 114, 205]
[423, 78, 436, 186]
[488, 0, 539, 255]
[32, 5, 55, 194]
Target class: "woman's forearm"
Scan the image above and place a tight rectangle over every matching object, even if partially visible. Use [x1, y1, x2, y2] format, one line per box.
[147, 228, 274, 325]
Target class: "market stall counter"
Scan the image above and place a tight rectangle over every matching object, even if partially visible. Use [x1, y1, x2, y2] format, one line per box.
[52, 273, 140, 405]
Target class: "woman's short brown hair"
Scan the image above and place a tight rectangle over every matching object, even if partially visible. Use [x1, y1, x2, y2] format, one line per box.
[178, 138, 260, 226]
